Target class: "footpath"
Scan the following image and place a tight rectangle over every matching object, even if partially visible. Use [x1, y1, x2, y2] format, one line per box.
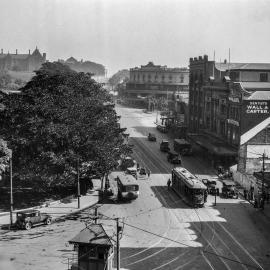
[0, 179, 101, 228]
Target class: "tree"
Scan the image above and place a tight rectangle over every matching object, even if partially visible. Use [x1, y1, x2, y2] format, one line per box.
[0, 62, 131, 190]
[0, 70, 12, 87]
[108, 69, 130, 90]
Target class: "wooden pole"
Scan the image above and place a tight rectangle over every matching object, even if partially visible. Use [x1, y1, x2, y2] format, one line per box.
[10, 151, 13, 226]
[116, 218, 120, 270]
[77, 158, 80, 209]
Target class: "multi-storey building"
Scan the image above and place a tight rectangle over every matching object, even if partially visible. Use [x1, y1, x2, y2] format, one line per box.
[0, 48, 46, 72]
[124, 62, 189, 108]
[188, 55, 270, 171]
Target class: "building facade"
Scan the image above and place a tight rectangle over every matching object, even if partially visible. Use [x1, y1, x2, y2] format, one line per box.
[0, 48, 46, 72]
[124, 62, 189, 107]
[188, 55, 270, 169]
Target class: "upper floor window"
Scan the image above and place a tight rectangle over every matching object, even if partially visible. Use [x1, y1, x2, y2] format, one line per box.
[162, 75, 165, 81]
[142, 74, 145, 81]
[260, 73, 268, 82]
[180, 75, 184, 83]
[148, 74, 151, 81]
[169, 75, 172, 81]
[155, 75, 158, 81]
[138, 74, 140, 80]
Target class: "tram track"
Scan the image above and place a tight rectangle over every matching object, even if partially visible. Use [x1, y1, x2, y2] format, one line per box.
[130, 136, 260, 270]
[134, 135, 263, 270]
[126, 137, 207, 269]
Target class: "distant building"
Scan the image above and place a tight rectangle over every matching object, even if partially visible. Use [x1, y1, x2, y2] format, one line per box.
[124, 61, 189, 108]
[59, 57, 105, 76]
[0, 47, 46, 72]
[188, 55, 270, 171]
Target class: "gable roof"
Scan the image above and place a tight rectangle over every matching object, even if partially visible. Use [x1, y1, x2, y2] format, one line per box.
[247, 91, 270, 100]
[240, 116, 270, 145]
[69, 224, 113, 246]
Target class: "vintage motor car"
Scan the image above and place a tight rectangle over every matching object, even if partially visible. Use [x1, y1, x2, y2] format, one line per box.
[221, 180, 239, 199]
[160, 140, 170, 152]
[167, 150, 182, 164]
[202, 179, 219, 195]
[126, 167, 138, 179]
[148, 133, 157, 141]
[15, 209, 52, 230]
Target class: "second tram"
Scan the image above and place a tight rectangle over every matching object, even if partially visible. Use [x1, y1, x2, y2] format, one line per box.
[116, 172, 139, 201]
[171, 167, 207, 207]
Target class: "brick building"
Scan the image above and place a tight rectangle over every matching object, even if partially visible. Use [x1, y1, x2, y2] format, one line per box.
[0, 47, 46, 72]
[124, 62, 189, 108]
[188, 55, 270, 169]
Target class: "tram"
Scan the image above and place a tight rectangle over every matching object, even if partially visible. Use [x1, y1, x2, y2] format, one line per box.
[171, 167, 207, 207]
[115, 172, 139, 201]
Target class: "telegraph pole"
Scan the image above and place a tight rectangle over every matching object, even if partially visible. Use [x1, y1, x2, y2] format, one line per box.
[116, 218, 120, 270]
[10, 150, 13, 226]
[262, 152, 266, 206]
[77, 158, 80, 209]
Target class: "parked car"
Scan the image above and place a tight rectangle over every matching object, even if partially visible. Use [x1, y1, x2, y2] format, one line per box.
[157, 124, 168, 133]
[173, 139, 193, 156]
[15, 210, 52, 230]
[126, 167, 138, 179]
[202, 179, 218, 195]
[220, 180, 239, 199]
[167, 150, 182, 164]
[160, 140, 170, 152]
[148, 133, 157, 141]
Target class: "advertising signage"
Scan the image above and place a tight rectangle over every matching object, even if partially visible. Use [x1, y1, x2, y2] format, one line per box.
[241, 100, 270, 135]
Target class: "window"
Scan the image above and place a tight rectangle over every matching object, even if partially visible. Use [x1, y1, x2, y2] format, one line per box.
[169, 75, 172, 80]
[142, 74, 145, 81]
[148, 74, 151, 81]
[162, 75, 165, 81]
[260, 73, 268, 82]
[155, 74, 158, 81]
[180, 75, 184, 83]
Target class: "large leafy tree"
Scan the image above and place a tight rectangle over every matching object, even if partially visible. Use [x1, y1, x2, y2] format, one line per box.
[0, 62, 131, 189]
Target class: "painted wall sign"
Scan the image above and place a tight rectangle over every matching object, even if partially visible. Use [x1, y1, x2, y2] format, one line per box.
[246, 101, 269, 114]
[241, 100, 270, 135]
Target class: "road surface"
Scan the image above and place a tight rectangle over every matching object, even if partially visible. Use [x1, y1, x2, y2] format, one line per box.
[1, 105, 270, 270]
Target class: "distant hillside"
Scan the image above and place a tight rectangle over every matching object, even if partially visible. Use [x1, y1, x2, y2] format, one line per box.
[60, 57, 105, 76]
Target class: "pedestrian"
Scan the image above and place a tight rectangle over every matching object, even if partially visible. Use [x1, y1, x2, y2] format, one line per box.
[204, 189, 208, 203]
[260, 197, 265, 210]
[244, 189, 247, 200]
[147, 169, 151, 178]
[167, 178, 171, 190]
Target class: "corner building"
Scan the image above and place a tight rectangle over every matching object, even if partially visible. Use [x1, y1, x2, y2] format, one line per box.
[188, 55, 270, 170]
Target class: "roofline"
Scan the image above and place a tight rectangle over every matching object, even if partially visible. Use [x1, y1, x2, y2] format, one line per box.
[240, 116, 270, 145]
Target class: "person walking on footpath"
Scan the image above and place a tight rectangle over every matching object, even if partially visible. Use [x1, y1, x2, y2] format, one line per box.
[244, 189, 247, 200]
[204, 189, 208, 203]
[167, 178, 171, 190]
[147, 169, 151, 178]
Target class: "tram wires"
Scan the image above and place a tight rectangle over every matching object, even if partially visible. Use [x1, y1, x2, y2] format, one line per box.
[123, 221, 263, 270]
[99, 212, 262, 269]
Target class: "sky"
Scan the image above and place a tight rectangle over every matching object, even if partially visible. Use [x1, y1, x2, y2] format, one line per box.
[1, 0, 270, 76]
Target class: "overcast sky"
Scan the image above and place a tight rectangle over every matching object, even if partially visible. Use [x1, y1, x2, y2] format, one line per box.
[1, 0, 270, 76]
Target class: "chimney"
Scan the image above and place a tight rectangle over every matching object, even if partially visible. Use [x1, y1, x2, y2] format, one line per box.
[224, 59, 227, 64]
[29, 49, 31, 55]
[16, 49, 18, 55]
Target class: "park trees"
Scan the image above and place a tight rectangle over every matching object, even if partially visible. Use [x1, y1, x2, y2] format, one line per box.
[0, 62, 131, 190]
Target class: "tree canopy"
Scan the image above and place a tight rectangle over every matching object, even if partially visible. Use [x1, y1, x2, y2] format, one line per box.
[0, 62, 131, 189]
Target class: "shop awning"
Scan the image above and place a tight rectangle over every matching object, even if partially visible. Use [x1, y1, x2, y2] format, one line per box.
[188, 134, 238, 157]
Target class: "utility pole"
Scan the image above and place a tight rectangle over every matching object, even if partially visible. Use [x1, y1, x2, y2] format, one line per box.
[262, 152, 266, 208]
[77, 158, 80, 209]
[10, 150, 13, 226]
[94, 207, 98, 224]
[116, 218, 120, 270]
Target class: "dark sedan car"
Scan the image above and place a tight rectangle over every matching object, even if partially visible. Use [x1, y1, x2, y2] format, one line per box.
[148, 133, 157, 141]
[15, 210, 52, 230]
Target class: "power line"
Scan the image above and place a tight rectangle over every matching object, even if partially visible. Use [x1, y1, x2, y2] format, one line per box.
[122, 221, 262, 270]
